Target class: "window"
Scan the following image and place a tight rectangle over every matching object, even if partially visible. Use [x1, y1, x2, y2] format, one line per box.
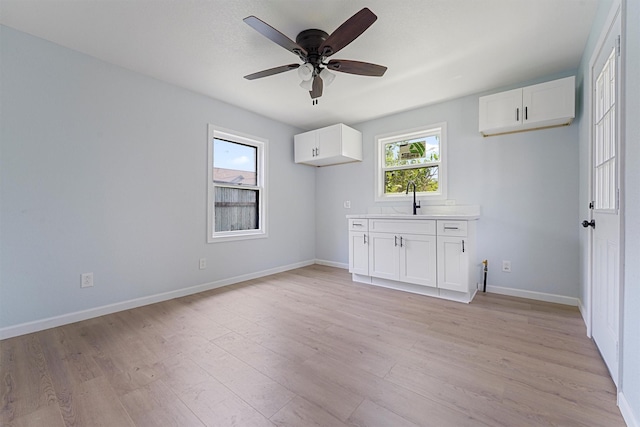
[375, 123, 447, 201]
[207, 125, 267, 242]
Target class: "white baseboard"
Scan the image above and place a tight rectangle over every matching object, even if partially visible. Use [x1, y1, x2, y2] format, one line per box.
[577, 298, 592, 337]
[485, 285, 578, 306]
[0, 259, 315, 340]
[314, 259, 348, 269]
[619, 391, 639, 427]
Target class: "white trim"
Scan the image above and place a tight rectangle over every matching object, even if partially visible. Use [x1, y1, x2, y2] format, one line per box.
[207, 124, 269, 243]
[619, 391, 639, 427]
[577, 298, 591, 337]
[0, 260, 315, 340]
[314, 259, 349, 269]
[485, 285, 578, 306]
[374, 123, 448, 203]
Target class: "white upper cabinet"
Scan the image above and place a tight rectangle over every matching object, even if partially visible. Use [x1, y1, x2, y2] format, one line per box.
[294, 123, 362, 166]
[479, 76, 575, 136]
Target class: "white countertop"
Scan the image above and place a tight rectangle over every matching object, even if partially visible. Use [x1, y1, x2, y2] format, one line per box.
[346, 213, 480, 220]
[346, 205, 481, 220]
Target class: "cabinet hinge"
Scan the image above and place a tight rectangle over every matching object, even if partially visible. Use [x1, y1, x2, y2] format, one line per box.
[616, 35, 621, 57]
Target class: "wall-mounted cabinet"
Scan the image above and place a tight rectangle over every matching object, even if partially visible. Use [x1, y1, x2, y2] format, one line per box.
[294, 123, 362, 166]
[478, 76, 575, 136]
[347, 216, 478, 303]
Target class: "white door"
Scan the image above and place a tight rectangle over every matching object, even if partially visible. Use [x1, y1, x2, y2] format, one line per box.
[348, 231, 369, 275]
[293, 130, 317, 163]
[478, 87, 522, 132]
[437, 236, 469, 293]
[368, 232, 398, 280]
[399, 234, 437, 287]
[522, 76, 575, 126]
[588, 10, 621, 385]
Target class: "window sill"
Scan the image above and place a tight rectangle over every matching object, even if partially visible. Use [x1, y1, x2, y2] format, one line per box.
[207, 230, 268, 244]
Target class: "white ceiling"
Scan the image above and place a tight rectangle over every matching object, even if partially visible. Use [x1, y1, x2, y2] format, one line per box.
[0, 0, 599, 130]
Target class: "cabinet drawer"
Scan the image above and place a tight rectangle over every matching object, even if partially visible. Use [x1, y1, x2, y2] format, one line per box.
[370, 219, 436, 235]
[437, 220, 467, 237]
[349, 219, 368, 231]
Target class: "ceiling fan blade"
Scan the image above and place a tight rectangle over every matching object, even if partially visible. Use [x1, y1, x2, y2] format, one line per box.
[244, 16, 307, 58]
[244, 64, 300, 80]
[319, 8, 377, 57]
[326, 60, 387, 77]
[310, 75, 323, 99]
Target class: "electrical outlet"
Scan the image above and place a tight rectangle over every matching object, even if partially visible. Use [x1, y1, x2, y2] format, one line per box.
[81, 272, 94, 288]
[502, 261, 512, 273]
[343, 201, 351, 209]
[199, 258, 206, 270]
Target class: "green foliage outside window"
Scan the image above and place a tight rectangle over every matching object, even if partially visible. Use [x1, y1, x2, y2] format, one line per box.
[384, 137, 440, 194]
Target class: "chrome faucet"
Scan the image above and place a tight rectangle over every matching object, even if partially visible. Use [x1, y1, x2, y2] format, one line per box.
[406, 180, 421, 215]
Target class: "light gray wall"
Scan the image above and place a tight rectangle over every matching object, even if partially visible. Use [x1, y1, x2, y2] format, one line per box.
[622, 0, 640, 422]
[316, 73, 580, 298]
[0, 26, 315, 329]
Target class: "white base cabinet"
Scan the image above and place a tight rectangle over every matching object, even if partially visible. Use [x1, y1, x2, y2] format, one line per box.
[348, 217, 477, 303]
[479, 76, 575, 136]
[348, 219, 369, 276]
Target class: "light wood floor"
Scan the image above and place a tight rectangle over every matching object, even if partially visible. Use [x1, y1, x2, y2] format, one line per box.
[1, 265, 626, 426]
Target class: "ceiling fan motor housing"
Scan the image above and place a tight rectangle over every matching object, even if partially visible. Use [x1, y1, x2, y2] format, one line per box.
[296, 29, 330, 66]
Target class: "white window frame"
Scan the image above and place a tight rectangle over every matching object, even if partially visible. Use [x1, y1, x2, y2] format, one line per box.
[207, 124, 268, 243]
[375, 123, 447, 202]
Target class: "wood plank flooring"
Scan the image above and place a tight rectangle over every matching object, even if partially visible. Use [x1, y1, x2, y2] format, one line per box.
[1, 265, 626, 426]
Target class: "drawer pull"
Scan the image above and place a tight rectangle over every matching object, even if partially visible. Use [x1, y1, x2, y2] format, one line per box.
[352, 222, 363, 227]
[444, 226, 459, 230]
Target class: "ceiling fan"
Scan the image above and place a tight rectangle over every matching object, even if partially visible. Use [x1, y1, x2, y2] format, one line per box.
[243, 8, 387, 103]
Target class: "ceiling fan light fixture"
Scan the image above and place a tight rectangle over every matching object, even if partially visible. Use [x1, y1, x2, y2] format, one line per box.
[297, 63, 314, 81]
[299, 78, 314, 91]
[319, 68, 336, 86]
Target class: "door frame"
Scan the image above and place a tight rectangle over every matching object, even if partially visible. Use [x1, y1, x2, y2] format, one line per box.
[585, 0, 625, 388]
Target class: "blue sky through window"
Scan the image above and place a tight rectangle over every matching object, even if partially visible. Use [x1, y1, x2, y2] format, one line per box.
[214, 139, 256, 172]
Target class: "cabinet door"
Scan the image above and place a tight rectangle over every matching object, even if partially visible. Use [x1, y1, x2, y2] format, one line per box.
[349, 232, 369, 275]
[294, 130, 317, 163]
[316, 124, 342, 160]
[399, 234, 437, 287]
[437, 236, 470, 292]
[368, 232, 398, 280]
[478, 88, 522, 133]
[522, 76, 575, 126]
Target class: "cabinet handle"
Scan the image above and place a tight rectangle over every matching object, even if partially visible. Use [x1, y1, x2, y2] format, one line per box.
[363, 234, 367, 244]
[352, 222, 363, 227]
[516, 107, 520, 122]
[462, 239, 465, 253]
[315, 147, 319, 156]
[400, 236, 404, 247]
[394, 236, 398, 247]
[525, 106, 528, 120]
[444, 226, 459, 230]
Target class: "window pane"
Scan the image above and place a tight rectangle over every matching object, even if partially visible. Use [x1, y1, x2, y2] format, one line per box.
[384, 135, 440, 167]
[384, 166, 439, 194]
[213, 139, 257, 185]
[215, 187, 258, 231]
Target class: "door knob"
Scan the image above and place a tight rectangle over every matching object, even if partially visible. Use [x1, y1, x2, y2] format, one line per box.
[582, 219, 595, 229]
